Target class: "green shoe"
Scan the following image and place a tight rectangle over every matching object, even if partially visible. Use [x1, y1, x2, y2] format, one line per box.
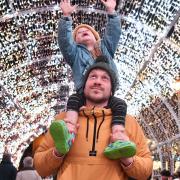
[104, 140, 136, 160]
[50, 120, 73, 155]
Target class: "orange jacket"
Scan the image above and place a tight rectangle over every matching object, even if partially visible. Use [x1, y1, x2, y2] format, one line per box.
[34, 107, 153, 180]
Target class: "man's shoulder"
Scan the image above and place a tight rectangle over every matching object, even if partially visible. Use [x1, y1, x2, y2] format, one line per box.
[125, 114, 138, 125]
[126, 114, 136, 120]
[54, 112, 66, 120]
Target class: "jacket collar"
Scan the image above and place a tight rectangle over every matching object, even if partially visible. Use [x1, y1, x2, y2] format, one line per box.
[79, 106, 112, 118]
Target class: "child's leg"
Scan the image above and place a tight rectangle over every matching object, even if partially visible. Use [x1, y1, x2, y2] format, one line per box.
[104, 96, 136, 159]
[50, 93, 84, 155]
[66, 93, 84, 139]
[108, 96, 127, 126]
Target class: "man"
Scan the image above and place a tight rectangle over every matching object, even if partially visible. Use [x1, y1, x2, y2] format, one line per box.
[0, 153, 17, 180]
[34, 57, 153, 180]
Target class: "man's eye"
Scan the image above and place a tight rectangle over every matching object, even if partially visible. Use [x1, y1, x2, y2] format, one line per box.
[89, 75, 96, 79]
[102, 76, 109, 80]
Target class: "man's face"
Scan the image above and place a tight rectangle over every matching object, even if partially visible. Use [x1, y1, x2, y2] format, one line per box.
[84, 68, 112, 107]
[75, 27, 96, 45]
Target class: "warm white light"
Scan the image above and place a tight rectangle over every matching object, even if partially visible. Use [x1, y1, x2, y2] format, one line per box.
[173, 79, 180, 92]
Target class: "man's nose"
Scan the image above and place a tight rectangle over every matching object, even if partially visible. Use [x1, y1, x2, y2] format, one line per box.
[94, 77, 101, 84]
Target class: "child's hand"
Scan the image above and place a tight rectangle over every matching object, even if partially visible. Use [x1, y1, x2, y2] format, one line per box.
[100, 0, 116, 13]
[60, 0, 77, 16]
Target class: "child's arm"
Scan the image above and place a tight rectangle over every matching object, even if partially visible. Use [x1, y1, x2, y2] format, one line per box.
[100, 0, 121, 58]
[58, 1, 78, 67]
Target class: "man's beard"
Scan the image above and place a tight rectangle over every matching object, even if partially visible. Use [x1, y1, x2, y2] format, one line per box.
[85, 93, 109, 105]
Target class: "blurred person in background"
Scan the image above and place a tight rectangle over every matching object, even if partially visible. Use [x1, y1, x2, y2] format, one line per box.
[0, 152, 17, 180]
[16, 156, 42, 180]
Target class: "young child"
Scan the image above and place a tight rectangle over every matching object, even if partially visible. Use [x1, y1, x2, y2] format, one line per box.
[50, 0, 136, 159]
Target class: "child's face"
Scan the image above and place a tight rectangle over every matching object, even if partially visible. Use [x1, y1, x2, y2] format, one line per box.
[75, 27, 97, 45]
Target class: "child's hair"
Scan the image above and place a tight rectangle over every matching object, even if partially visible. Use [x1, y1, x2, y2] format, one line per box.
[73, 24, 100, 41]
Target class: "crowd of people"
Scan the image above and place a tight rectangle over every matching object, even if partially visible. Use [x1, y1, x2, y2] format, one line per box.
[0, 153, 51, 180]
[0, 0, 179, 179]
[0, 151, 179, 179]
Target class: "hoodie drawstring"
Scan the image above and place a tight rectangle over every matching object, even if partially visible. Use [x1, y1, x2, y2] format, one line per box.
[83, 107, 105, 156]
[96, 110, 105, 142]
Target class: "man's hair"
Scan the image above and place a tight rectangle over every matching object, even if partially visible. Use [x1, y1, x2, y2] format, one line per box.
[82, 55, 118, 95]
[160, 169, 171, 176]
[23, 156, 33, 167]
[2, 153, 11, 162]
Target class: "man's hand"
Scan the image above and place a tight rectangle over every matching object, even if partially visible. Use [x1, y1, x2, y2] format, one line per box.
[64, 120, 79, 135]
[60, 0, 77, 17]
[110, 125, 129, 143]
[110, 126, 134, 166]
[100, 0, 116, 14]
